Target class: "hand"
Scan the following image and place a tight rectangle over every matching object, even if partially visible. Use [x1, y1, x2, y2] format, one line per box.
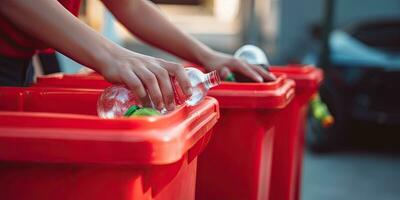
[201, 51, 276, 82]
[96, 46, 192, 111]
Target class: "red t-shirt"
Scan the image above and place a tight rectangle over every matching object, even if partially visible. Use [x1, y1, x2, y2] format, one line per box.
[0, 0, 82, 58]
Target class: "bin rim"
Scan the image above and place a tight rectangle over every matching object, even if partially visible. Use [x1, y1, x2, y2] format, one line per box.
[270, 65, 324, 91]
[0, 87, 219, 165]
[208, 75, 295, 109]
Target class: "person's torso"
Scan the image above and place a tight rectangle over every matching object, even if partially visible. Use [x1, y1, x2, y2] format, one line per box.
[0, 0, 82, 58]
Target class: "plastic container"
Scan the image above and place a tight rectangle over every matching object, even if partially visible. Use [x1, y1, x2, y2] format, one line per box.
[0, 87, 219, 200]
[269, 65, 323, 200]
[97, 68, 220, 118]
[195, 75, 295, 200]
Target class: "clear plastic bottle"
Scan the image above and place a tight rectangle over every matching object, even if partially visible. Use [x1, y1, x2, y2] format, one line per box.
[226, 45, 271, 82]
[97, 67, 220, 119]
[234, 44, 270, 67]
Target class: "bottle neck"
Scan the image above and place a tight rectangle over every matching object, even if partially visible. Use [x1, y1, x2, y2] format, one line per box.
[204, 70, 221, 89]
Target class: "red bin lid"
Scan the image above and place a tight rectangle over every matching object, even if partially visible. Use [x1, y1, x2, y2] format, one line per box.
[208, 75, 295, 109]
[0, 87, 219, 165]
[181, 62, 296, 109]
[270, 65, 323, 90]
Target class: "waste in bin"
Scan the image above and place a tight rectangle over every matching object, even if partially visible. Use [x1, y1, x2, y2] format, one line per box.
[269, 65, 323, 200]
[0, 87, 219, 200]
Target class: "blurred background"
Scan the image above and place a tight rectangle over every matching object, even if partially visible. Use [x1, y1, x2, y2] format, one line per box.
[39, 0, 400, 199]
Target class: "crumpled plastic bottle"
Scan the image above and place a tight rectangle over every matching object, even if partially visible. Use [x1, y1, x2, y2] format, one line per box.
[97, 67, 220, 119]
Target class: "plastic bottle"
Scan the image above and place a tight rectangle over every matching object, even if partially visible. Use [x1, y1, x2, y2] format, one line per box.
[97, 67, 220, 119]
[235, 45, 334, 127]
[234, 45, 270, 67]
[226, 45, 270, 82]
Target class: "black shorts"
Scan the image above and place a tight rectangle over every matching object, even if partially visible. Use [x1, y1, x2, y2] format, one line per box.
[0, 55, 33, 86]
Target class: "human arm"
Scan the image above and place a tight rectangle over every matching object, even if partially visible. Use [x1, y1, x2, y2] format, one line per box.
[0, 0, 192, 110]
[102, 0, 275, 82]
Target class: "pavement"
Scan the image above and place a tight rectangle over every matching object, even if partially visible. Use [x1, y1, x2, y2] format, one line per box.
[302, 149, 400, 200]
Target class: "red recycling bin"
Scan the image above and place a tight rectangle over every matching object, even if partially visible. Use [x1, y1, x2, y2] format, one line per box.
[269, 65, 323, 200]
[34, 71, 296, 200]
[0, 87, 219, 200]
[195, 76, 295, 200]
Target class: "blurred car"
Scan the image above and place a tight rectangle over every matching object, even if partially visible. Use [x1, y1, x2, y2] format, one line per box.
[305, 19, 400, 152]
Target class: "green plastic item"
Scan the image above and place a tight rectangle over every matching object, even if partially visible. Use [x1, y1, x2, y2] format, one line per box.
[124, 105, 140, 117]
[130, 108, 161, 117]
[310, 94, 334, 127]
[225, 73, 236, 82]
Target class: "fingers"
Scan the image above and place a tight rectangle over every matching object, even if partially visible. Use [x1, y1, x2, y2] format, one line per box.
[219, 67, 236, 82]
[147, 63, 176, 111]
[163, 62, 193, 97]
[231, 60, 263, 82]
[111, 55, 192, 111]
[251, 64, 276, 82]
[218, 67, 231, 79]
[120, 70, 148, 106]
[134, 66, 164, 110]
